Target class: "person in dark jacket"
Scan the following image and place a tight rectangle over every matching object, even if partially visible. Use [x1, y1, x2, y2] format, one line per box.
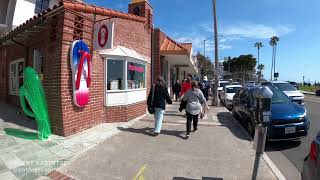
[147, 76, 172, 136]
[199, 76, 211, 101]
[173, 80, 182, 101]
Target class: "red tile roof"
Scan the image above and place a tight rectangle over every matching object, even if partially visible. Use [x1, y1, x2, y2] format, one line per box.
[0, 0, 146, 43]
[160, 32, 192, 56]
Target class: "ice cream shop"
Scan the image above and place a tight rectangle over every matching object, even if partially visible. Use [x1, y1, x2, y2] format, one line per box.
[0, 0, 153, 136]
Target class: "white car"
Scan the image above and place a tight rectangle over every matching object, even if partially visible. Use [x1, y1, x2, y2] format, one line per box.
[262, 81, 304, 105]
[220, 85, 242, 109]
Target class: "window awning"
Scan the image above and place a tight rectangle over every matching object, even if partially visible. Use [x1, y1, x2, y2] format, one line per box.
[98, 46, 149, 62]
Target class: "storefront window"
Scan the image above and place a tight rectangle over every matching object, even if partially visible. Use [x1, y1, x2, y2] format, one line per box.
[106, 59, 146, 91]
[107, 60, 125, 90]
[9, 59, 24, 95]
[127, 62, 145, 89]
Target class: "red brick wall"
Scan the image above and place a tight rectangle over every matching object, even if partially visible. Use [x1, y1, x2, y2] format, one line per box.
[0, 12, 65, 135]
[60, 10, 151, 136]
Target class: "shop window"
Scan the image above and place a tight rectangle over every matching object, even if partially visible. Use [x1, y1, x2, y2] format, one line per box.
[33, 49, 43, 75]
[107, 60, 125, 90]
[127, 62, 145, 89]
[35, 0, 49, 14]
[9, 59, 24, 95]
[107, 59, 146, 91]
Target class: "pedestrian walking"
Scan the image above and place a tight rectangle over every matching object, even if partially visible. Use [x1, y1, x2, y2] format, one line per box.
[179, 77, 192, 97]
[173, 80, 182, 101]
[183, 81, 209, 139]
[147, 76, 172, 136]
[199, 76, 211, 101]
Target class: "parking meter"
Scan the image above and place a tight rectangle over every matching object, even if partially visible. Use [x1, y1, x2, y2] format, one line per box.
[253, 86, 273, 154]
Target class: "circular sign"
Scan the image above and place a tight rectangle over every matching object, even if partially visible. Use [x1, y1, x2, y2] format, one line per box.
[98, 25, 108, 48]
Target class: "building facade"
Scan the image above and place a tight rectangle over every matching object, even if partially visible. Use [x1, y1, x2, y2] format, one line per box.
[0, 0, 152, 136]
[152, 29, 198, 94]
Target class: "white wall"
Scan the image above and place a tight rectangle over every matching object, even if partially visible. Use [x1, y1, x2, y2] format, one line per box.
[12, 0, 36, 28]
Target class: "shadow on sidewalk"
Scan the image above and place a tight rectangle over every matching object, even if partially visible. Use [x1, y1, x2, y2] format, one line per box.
[173, 177, 223, 180]
[117, 127, 185, 139]
[265, 140, 301, 151]
[216, 112, 251, 141]
[0, 102, 37, 130]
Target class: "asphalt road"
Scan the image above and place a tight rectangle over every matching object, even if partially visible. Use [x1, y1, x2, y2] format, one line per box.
[266, 95, 320, 174]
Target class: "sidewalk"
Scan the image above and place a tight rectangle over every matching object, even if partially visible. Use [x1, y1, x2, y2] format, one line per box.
[51, 102, 278, 180]
[0, 102, 141, 180]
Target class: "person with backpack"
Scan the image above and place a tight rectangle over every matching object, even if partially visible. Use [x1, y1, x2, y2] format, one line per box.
[183, 81, 209, 139]
[147, 76, 172, 136]
[199, 76, 211, 101]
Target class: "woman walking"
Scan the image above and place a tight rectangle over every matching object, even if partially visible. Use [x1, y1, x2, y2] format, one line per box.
[179, 77, 192, 97]
[183, 81, 209, 139]
[147, 76, 172, 136]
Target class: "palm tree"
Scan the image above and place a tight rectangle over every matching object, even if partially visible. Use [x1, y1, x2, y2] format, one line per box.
[269, 36, 280, 80]
[254, 42, 263, 82]
[257, 64, 265, 80]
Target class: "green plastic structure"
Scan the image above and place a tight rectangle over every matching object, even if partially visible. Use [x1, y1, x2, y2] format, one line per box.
[19, 67, 51, 140]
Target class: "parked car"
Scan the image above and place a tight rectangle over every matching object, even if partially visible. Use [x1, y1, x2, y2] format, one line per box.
[302, 130, 320, 180]
[220, 85, 242, 109]
[217, 81, 230, 99]
[245, 81, 255, 87]
[261, 81, 304, 105]
[232, 85, 310, 140]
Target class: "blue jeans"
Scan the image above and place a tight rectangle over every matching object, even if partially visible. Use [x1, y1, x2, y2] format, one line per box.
[154, 108, 165, 133]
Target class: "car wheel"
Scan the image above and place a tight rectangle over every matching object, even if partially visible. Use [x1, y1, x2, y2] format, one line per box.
[316, 90, 320, 96]
[247, 119, 255, 138]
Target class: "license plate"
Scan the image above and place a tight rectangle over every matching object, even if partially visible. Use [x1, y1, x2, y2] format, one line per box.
[285, 127, 296, 134]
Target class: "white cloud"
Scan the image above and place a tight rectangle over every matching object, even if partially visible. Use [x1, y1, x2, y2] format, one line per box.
[200, 22, 295, 40]
[221, 23, 295, 39]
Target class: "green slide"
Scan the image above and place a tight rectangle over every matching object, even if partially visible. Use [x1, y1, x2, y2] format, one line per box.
[19, 67, 51, 140]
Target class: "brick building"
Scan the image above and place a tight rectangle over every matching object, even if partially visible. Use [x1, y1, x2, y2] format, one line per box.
[0, 0, 153, 136]
[152, 28, 198, 94]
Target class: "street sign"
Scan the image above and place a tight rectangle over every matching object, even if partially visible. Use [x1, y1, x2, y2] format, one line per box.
[93, 21, 114, 51]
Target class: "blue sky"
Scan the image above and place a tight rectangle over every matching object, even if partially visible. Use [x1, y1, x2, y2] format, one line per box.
[86, 0, 320, 83]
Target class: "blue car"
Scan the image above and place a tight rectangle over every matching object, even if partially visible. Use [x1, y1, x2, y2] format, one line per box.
[232, 86, 310, 140]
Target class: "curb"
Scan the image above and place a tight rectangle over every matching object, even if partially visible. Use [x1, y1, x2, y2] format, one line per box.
[300, 90, 316, 95]
[223, 111, 286, 180]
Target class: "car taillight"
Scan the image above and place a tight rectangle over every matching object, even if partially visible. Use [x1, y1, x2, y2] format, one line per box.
[310, 142, 317, 163]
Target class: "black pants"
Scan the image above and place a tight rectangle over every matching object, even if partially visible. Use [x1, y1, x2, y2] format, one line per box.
[174, 91, 180, 101]
[186, 112, 199, 134]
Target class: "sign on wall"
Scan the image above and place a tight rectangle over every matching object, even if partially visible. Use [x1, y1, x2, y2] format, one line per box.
[93, 21, 114, 51]
[70, 40, 92, 107]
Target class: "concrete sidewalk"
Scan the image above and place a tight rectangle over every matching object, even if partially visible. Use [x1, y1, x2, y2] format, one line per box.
[53, 102, 278, 180]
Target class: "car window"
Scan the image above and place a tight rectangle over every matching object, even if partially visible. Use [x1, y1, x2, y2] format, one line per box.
[273, 83, 296, 91]
[226, 87, 241, 93]
[239, 89, 249, 102]
[269, 86, 290, 104]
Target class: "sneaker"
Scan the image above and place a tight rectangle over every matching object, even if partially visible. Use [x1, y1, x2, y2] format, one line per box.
[193, 128, 198, 132]
[153, 132, 159, 136]
[185, 134, 190, 139]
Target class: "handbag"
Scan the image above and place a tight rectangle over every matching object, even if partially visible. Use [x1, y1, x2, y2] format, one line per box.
[148, 85, 155, 114]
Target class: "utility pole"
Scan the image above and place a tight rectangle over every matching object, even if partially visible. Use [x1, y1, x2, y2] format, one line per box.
[212, 0, 219, 106]
[204, 40, 206, 58]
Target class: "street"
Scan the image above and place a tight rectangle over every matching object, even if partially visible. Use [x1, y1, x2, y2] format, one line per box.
[264, 94, 320, 178]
